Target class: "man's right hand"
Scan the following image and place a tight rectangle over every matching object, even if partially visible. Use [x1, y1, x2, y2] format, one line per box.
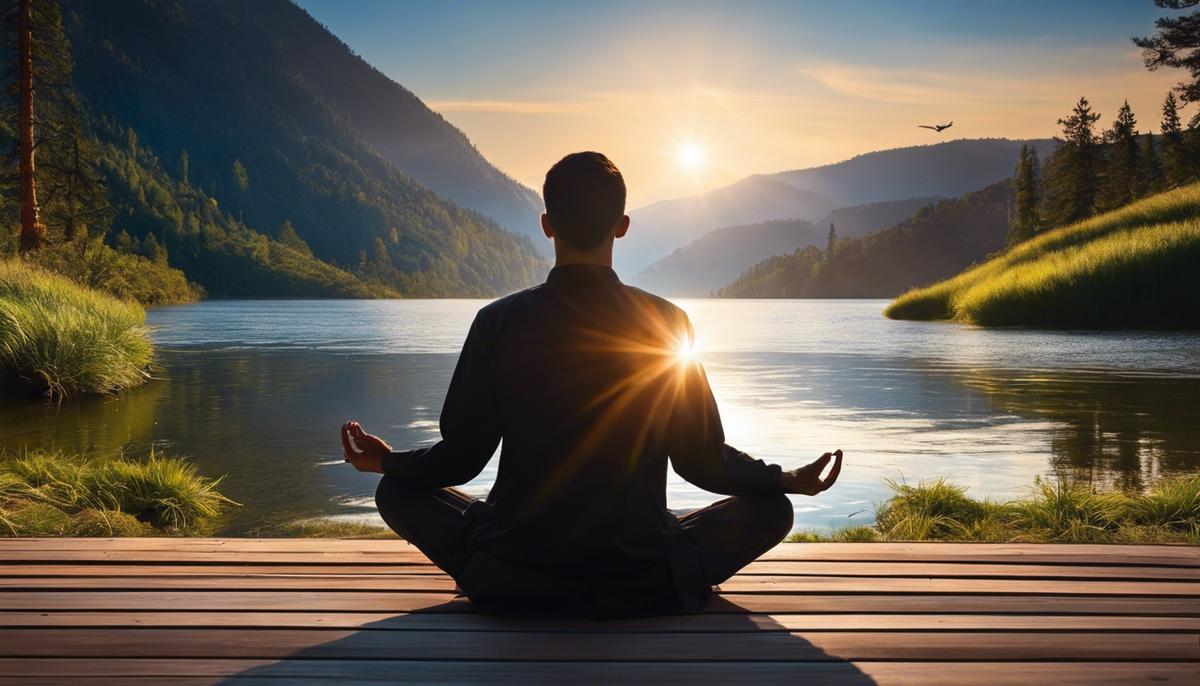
[781, 449, 843, 495]
[340, 421, 391, 474]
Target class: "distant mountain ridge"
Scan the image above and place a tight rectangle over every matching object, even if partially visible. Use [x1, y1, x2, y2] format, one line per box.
[621, 176, 837, 273]
[621, 138, 1055, 275]
[718, 181, 1013, 298]
[632, 197, 938, 296]
[60, 0, 545, 297]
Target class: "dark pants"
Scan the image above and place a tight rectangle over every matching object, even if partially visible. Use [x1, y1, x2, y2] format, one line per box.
[375, 476, 794, 598]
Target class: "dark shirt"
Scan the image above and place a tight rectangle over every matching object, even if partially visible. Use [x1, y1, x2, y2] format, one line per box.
[382, 264, 783, 611]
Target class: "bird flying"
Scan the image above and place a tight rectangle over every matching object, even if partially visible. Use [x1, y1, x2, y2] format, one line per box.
[918, 121, 954, 132]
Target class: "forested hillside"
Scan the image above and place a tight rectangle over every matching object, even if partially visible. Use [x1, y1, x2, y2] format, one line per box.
[718, 182, 1011, 298]
[0, 0, 547, 298]
[632, 197, 936, 296]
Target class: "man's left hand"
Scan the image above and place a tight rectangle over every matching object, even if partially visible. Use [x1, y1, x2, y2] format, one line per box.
[340, 421, 391, 474]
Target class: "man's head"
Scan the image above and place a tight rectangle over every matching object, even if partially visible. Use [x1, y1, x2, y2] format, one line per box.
[542, 152, 630, 254]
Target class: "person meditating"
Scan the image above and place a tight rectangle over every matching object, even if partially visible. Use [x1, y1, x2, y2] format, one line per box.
[341, 151, 843, 617]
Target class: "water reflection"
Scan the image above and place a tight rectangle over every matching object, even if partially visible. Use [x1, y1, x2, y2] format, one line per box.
[1, 299, 1198, 534]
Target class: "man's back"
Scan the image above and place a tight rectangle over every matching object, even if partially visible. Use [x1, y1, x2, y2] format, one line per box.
[349, 151, 841, 617]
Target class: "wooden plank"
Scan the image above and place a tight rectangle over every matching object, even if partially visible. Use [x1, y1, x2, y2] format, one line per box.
[3, 540, 1196, 566]
[3, 611, 1199, 633]
[6, 539, 1197, 558]
[3, 549, 1194, 568]
[0, 628, 1196, 661]
[4, 561, 1197, 582]
[4, 590, 1197, 615]
[0, 660, 1195, 686]
[3, 574, 1196, 596]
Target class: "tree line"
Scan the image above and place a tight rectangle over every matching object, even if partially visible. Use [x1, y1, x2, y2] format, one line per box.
[1009, 0, 1200, 244]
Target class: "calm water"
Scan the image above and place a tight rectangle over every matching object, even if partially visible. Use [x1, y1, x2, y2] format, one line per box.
[3, 299, 1200, 534]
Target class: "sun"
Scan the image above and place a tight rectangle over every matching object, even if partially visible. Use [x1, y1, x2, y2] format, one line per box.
[677, 142, 707, 172]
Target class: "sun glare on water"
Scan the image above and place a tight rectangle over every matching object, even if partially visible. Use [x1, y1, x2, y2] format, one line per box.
[677, 142, 707, 172]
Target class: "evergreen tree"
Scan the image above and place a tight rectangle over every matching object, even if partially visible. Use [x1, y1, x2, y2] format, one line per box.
[1099, 101, 1140, 210]
[179, 149, 189, 186]
[141, 232, 167, 264]
[231, 159, 249, 191]
[1138, 133, 1164, 196]
[1135, 1, 1200, 127]
[1010, 144, 1041, 244]
[3, 0, 107, 249]
[276, 219, 312, 257]
[825, 222, 837, 262]
[1161, 91, 1189, 186]
[1043, 97, 1102, 227]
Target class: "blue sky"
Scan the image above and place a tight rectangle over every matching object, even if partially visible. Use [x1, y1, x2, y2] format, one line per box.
[297, 1, 1182, 205]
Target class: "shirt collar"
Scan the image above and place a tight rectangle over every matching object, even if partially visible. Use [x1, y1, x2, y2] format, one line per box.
[546, 264, 621, 286]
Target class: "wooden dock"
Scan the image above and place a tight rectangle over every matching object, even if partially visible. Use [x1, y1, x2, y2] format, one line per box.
[0, 539, 1196, 684]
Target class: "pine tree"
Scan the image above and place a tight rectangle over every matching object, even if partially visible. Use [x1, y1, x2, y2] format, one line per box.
[1161, 92, 1189, 186]
[232, 159, 249, 191]
[277, 220, 312, 257]
[825, 223, 837, 262]
[1099, 100, 1139, 210]
[4, 0, 108, 249]
[179, 149, 190, 186]
[1043, 97, 1102, 227]
[14, 0, 42, 252]
[1138, 133, 1164, 196]
[1010, 144, 1041, 245]
[1135, 2, 1200, 127]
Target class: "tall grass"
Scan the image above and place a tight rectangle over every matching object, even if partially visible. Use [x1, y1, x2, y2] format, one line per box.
[0, 259, 153, 398]
[0, 451, 236, 536]
[790, 474, 1200, 544]
[885, 183, 1200, 327]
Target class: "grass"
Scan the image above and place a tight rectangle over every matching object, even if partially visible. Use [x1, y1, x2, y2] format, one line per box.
[0, 451, 236, 536]
[788, 474, 1200, 544]
[885, 182, 1200, 327]
[257, 519, 398, 539]
[0, 259, 154, 398]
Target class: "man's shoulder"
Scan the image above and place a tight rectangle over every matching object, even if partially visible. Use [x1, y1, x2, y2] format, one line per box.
[618, 283, 690, 327]
[473, 283, 545, 325]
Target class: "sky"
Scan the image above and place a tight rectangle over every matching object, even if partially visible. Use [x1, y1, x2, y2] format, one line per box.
[297, 0, 1183, 208]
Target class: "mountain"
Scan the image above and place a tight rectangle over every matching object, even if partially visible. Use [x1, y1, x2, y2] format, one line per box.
[619, 176, 837, 274]
[620, 138, 1055, 275]
[632, 197, 938, 296]
[718, 181, 1012, 298]
[775, 138, 1057, 206]
[59, 0, 545, 297]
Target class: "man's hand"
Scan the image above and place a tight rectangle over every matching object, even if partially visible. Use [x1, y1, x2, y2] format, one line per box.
[340, 421, 391, 474]
[781, 449, 843, 495]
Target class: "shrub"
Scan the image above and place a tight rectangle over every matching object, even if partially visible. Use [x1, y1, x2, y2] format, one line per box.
[0, 451, 235, 536]
[0, 259, 153, 398]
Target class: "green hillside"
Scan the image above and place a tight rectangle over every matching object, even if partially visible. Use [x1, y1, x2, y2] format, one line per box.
[9, 0, 546, 298]
[885, 183, 1200, 328]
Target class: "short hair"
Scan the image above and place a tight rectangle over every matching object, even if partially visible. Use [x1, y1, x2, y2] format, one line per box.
[542, 151, 626, 250]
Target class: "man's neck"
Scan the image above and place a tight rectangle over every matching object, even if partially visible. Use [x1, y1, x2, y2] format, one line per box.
[552, 240, 613, 270]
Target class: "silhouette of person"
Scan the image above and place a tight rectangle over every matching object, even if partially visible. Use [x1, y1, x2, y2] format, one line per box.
[342, 151, 843, 618]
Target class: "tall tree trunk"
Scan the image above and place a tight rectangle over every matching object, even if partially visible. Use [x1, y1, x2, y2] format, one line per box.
[18, 0, 44, 253]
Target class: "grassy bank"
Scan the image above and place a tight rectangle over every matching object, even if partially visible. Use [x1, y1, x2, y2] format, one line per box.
[0, 259, 154, 398]
[790, 474, 1200, 544]
[0, 451, 236, 536]
[885, 183, 1200, 327]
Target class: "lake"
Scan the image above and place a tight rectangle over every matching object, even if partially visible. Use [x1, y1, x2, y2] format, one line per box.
[3, 299, 1200, 535]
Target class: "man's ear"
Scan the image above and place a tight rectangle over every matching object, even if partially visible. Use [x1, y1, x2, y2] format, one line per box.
[540, 213, 555, 240]
[613, 215, 630, 240]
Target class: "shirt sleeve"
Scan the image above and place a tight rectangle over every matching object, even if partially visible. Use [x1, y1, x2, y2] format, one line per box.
[667, 316, 783, 496]
[381, 311, 502, 488]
